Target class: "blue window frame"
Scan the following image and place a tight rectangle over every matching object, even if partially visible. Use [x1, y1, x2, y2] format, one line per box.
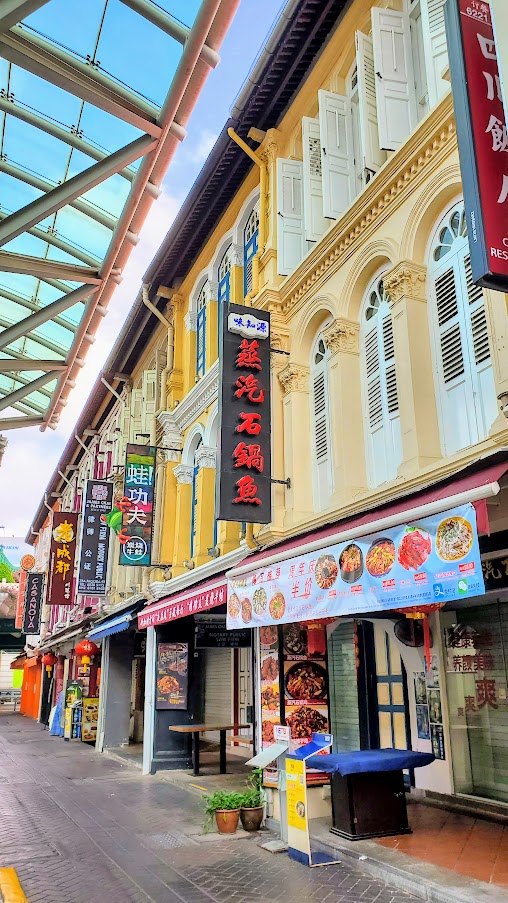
[190, 440, 202, 557]
[243, 207, 259, 297]
[218, 246, 232, 353]
[196, 283, 207, 378]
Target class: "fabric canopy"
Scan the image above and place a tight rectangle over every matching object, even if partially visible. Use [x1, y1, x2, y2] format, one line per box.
[138, 578, 227, 630]
[88, 605, 139, 641]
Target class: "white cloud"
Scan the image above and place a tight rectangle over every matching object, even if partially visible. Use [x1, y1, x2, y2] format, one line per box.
[188, 129, 219, 165]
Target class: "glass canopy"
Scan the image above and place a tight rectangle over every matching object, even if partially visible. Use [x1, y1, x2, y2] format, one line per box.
[0, 0, 226, 431]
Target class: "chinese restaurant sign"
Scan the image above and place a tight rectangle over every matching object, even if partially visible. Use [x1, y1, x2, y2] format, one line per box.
[216, 305, 271, 524]
[445, 0, 508, 290]
[22, 572, 44, 635]
[119, 445, 156, 566]
[227, 504, 484, 629]
[78, 480, 113, 595]
[47, 513, 78, 606]
[156, 642, 188, 710]
[138, 581, 226, 629]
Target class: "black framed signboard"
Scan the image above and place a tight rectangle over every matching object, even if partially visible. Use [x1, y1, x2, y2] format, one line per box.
[156, 642, 188, 710]
[195, 616, 251, 648]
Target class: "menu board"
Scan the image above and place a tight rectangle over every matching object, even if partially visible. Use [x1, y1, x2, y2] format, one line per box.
[156, 643, 188, 710]
[259, 626, 281, 787]
[81, 696, 99, 743]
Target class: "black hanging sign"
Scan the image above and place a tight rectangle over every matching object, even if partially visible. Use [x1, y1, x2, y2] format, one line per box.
[77, 480, 113, 595]
[216, 304, 271, 524]
[22, 572, 44, 635]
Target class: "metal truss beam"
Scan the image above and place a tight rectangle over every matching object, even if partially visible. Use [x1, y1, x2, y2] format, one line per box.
[0, 160, 117, 230]
[13, 399, 47, 415]
[0, 286, 78, 333]
[0, 329, 67, 357]
[0, 0, 51, 33]
[0, 370, 60, 412]
[0, 98, 135, 183]
[117, 0, 220, 68]
[0, 357, 66, 372]
[0, 251, 101, 283]
[0, 135, 156, 246]
[0, 415, 44, 429]
[0, 371, 53, 398]
[0, 216, 101, 267]
[0, 27, 163, 137]
[0, 283, 97, 351]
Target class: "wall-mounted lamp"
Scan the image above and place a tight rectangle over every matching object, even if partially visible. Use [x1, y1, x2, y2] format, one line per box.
[498, 392, 508, 419]
[207, 546, 220, 558]
[163, 567, 172, 580]
[183, 560, 195, 570]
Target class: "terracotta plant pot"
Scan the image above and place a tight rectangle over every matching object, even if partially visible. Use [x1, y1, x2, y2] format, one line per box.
[240, 806, 264, 832]
[214, 808, 240, 834]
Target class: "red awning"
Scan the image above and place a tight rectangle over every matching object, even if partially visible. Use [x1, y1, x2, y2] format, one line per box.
[229, 454, 508, 577]
[138, 576, 227, 629]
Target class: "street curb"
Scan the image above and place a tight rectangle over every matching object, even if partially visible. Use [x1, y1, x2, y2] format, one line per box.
[0, 868, 28, 903]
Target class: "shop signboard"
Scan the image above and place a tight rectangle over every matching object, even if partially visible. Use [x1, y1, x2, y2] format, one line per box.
[491, 0, 508, 120]
[156, 642, 188, 710]
[228, 504, 484, 629]
[119, 444, 156, 567]
[195, 616, 251, 648]
[216, 304, 271, 524]
[0, 537, 35, 628]
[482, 555, 508, 591]
[47, 513, 78, 606]
[77, 480, 113, 594]
[22, 572, 44, 635]
[81, 697, 99, 743]
[287, 734, 336, 868]
[445, 0, 508, 291]
[138, 581, 226, 629]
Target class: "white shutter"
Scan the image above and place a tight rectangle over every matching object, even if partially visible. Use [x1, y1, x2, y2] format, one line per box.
[204, 648, 232, 742]
[312, 367, 332, 510]
[276, 158, 307, 276]
[318, 90, 356, 219]
[130, 388, 143, 444]
[364, 312, 401, 487]
[302, 117, 328, 242]
[420, 0, 449, 108]
[371, 7, 418, 150]
[356, 32, 387, 174]
[463, 255, 497, 438]
[141, 369, 157, 436]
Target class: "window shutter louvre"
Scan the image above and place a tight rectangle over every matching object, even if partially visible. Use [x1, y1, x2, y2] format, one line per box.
[243, 207, 259, 297]
[355, 31, 387, 174]
[130, 388, 143, 444]
[420, 0, 448, 107]
[435, 268, 465, 384]
[276, 158, 307, 276]
[464, 255, 490, 368]
[371, 7, 418, 150]
[313, 370, 329, 460]
[302, 117, 328, 242]
[365, 327, 382, 428]
[318, 90, 356, 219]
[142, 370, 157, 436]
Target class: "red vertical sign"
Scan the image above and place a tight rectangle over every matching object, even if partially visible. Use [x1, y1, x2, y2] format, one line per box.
[47, 513, 78, 606]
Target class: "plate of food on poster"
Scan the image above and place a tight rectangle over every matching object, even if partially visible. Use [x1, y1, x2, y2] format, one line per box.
[241, 597, 252, 623]
[314, 553, 338, 590]
[260, 625, 278, 649]
[283, 623, 307, 657]
[228, 593, 241, 620]
[261, 684, 280, 710]
[269, 591, 286, 620]
[365, 537, 396, 577]
[339, 544, 363, 583]
[285, 705, 328, 740]
[260, 654, 278, 683]
[285, 662, 327, 701]
[397, 527, 432, 571]
[252, 587, 268, 619]
[435, 516, 473, 561]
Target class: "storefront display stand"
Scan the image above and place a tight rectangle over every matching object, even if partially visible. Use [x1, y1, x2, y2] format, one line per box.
[287, 733, 340, 868]
[247, 725, 290, 853]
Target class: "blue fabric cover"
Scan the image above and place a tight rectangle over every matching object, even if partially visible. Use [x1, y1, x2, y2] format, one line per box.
[49, 690, 64, 737]
[306, 748, 435, 775]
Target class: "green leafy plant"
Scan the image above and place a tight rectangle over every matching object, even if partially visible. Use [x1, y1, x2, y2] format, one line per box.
[203, 790, 244, 831]
[241, 767, 265, 808]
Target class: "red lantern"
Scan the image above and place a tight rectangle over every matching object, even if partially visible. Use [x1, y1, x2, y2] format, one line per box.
[42, 652, 57, 675]
[75, 639, 99, 665]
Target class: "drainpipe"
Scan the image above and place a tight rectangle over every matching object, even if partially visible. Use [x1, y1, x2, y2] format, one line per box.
[227, 128, 267, 306]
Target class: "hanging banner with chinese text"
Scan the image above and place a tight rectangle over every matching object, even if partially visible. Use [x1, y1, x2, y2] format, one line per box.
[22, 572, 44, 635]
[47, 513, 78, 605]
[216, 304, 271, 523]
[227, 504, 484, 629]
[445, 0, 508, 291]
[78, 480, 113, 594]
[119, 445, 156, 566]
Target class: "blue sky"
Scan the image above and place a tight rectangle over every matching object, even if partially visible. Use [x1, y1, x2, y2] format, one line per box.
[0, 0, 284, 538]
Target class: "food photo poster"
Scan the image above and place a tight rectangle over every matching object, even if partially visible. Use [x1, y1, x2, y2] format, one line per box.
[156, 642, 188, 710]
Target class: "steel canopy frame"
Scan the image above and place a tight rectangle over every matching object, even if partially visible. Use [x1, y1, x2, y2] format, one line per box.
[0, 0, 240, 432]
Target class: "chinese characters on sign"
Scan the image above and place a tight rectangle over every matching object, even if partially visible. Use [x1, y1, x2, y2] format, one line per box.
[22, 572, 44, 635]
[216, 304, 271, 523]
[119, 445, 156, 566]
[137, 582, 226, 629]
[47, 513, 78, 606]
[78, 480, 113, 594]
[445, 0, 508, 290]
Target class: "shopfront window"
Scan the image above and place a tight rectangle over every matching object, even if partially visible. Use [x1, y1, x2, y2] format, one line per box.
[446, 600, 508, 802]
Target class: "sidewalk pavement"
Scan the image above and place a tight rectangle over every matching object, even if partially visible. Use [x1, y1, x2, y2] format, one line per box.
[0, 712, 426, 903]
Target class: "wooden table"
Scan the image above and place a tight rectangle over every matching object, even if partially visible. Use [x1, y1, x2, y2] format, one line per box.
[168, 723, 250, 776]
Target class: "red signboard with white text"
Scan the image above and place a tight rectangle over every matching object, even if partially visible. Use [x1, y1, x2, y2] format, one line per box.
[446, 0, 508, 290]
[138, 581, 227, 629]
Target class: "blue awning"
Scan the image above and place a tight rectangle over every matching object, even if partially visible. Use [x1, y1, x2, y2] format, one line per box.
[88, 606, 138, 641]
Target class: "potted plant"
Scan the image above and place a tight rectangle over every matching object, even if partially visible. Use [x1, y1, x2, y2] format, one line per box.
[203, 790, 244, 834]
[240, 767, 265, 832]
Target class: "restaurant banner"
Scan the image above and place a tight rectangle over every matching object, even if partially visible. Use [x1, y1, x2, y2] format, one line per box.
[216, 304, 272, 524]
[227, 504, 484, 629]
[77, 480, 113, 595]
[119, 444, 156, 566]
[138, 580, 226, 629]
[47, 513, 78, 606]
[445, 0, 508, 291]
[22, 572, 44, 635]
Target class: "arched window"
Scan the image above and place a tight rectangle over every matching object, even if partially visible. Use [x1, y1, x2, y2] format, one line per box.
[311, 331, 332, 510]
[243, 205, 259, 297]
[428, 202, 496, 454]
[217, 245, 232, 353]
[361, 272, 402, 486]
[190, 437, 202, 558]
[196, 282, 207, 379]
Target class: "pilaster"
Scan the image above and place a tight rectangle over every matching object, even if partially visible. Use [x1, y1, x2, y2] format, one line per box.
[171, 465, 193, 575]
[194, 447, 217, 566]
[269, 322, 290, 537]
[205, 281, 219, 371]
[277, 363, 313, 526]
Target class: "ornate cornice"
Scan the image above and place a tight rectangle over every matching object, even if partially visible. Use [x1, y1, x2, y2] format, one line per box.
[184, 311, 197, 332]
[205, 280, 218, 302]
[324, 318, 359, 354]
[384, 261, 427, 305]
[173, 464, 193, 484]
[278, 363, 309, 396]
[195, 445, 216, 469]
[157, 360, 219, 437]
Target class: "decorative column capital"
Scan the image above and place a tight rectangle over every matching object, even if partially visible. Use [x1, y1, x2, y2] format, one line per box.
[195, 445, 216, 469]
[323, 318, 359, 355]
[278, 363, 309, 396]
[157, 411, 182, 463]
[259, 128, 280, 166]
[184, 311, 197, 332]
[168, 293, 184, 317]
[384, 261, 427, 305]
[173, 464, 193, 484]
[205, 280, 219, 303]
[230, 244, 244, 267]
